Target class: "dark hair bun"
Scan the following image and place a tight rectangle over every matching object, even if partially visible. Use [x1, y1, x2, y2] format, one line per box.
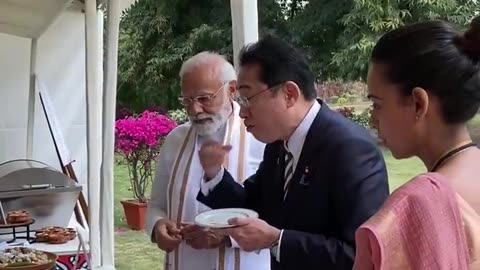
[458, 16, 480, 59]
[372, 19, 480, 124]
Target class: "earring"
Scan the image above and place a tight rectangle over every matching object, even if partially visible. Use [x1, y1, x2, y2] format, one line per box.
[415, 115, 420, 120]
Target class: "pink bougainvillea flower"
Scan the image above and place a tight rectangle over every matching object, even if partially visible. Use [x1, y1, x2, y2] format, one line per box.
[115, 110, 177, 202]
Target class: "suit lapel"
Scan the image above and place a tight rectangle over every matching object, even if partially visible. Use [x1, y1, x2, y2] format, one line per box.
[272, 141, 288, 201]
[284, 100, 331, 202]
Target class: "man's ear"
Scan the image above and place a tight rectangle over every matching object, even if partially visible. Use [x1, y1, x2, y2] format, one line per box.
[283, 81, 301, 107]
[227, 80, 237, 100]
[411, 87, 429, 121]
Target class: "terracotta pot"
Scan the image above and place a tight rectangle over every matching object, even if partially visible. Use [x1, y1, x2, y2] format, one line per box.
[120, 200, 147, 231]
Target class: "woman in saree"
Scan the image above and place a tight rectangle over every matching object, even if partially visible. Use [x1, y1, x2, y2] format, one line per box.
[354, 17, 480, 270]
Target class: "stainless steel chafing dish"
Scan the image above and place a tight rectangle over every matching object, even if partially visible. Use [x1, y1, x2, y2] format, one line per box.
[0, 159, 82, 231]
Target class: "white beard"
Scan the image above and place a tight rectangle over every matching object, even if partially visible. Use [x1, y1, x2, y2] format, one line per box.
[189, 101, 232, 136]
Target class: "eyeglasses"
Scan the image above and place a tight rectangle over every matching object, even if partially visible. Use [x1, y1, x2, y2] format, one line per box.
[178, 82, 226, 107]
[236, 82, 285, 108]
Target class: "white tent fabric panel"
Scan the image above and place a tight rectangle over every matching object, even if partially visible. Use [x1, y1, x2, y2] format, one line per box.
[0, 8, 88, 188]
[0, 0, 124, 268]
[0, 34, 30, 162]
[32, 8, 88, 188]
[0, 0, 72, 39]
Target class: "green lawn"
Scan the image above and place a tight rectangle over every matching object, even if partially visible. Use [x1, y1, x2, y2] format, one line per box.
[382, 150, 424, 191]
[329, 101, 371, 113]
[381, 113, 480, 189]
[115, 231, 163, 269]
[114, 162, 164, 270]
[468, 115, 480, 143]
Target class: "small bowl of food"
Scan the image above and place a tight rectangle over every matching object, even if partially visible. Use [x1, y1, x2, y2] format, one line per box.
[0, 247, 57, 270]
[6, 211, 31, 224]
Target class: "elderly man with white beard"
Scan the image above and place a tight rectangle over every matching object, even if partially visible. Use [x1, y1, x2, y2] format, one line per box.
[145, 52, 270, 270]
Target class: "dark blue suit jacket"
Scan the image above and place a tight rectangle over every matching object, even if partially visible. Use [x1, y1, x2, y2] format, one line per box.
[197, 101, 389, 270]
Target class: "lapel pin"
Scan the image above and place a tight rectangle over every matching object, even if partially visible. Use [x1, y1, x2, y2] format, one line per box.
[299, 166, 310, 185]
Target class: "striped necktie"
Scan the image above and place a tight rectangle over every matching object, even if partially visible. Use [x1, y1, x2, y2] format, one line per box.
[284, 149, 294, 199]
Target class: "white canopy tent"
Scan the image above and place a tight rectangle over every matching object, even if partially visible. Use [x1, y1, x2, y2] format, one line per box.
[0, 0, 258, 269]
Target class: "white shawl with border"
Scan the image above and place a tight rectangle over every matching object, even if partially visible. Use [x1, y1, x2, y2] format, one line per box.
[150, 102, 270, 270]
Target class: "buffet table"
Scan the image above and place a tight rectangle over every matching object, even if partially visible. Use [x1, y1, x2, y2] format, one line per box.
[0, 159, 89, 269]
[0, 220, 90, 270]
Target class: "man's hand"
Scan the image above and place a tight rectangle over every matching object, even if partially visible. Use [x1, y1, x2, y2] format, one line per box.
[153, 219, 182, 252]
[180, 223, 225, 249]
[198, 141, 232, 179]
[216, 218, 280, 252]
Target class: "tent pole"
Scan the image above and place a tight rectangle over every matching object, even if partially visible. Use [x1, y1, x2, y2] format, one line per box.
[100, 0, 121, 267]
[85, 0, 102, 267]
[230, 0, 258, 70]
[26, 39, 38, 158]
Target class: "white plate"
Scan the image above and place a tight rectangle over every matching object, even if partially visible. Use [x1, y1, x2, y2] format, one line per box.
[194, 208, 258, 228]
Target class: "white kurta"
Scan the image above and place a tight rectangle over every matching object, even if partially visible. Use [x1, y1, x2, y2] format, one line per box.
[146, 102, 271, 270]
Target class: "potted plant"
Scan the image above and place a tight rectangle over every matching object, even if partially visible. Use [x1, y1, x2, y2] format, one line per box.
[115, 110, 177, 230]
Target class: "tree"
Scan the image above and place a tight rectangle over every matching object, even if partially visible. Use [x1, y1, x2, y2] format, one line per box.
[117, 0, 480, 112]
[285, 0, 479, 80]
[117, 0, 286, 113]
[329, 0, 480, 80]
[285, 0, 354, 80]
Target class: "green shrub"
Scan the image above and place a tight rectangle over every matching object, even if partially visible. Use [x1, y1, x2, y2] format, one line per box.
[168, 108, 189, 125]
[329, 95, 339, 103]
[336, 97, 348, 106]
[336, 106, 371, 129]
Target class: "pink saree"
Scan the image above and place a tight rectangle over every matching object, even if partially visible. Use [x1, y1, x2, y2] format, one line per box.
[354, 173, 480, 270]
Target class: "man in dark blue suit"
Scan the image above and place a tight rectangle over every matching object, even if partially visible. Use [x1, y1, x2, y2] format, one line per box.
[196, 36, 389, 270]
